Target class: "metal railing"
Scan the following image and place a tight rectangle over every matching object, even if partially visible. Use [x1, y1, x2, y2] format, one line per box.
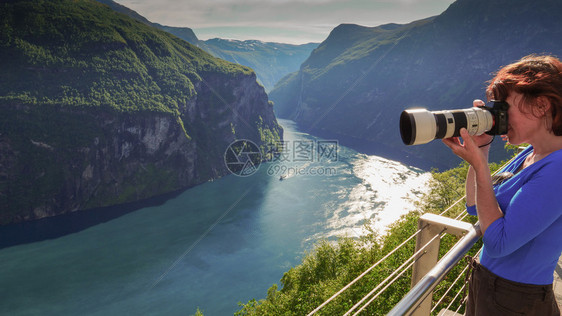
[308, 212, 482, 316]
[387, 217, 482, 315]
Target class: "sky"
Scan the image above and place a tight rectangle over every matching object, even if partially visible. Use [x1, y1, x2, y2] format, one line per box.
[114, 0, 457, 44]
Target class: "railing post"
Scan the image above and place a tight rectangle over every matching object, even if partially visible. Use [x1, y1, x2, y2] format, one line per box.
[410, 214, 473, 316]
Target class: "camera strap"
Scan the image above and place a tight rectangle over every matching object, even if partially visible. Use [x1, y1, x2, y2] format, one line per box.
[478, 135, 495, 148]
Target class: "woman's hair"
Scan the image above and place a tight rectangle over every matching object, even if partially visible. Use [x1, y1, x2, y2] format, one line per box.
[486, 54, 562, 135]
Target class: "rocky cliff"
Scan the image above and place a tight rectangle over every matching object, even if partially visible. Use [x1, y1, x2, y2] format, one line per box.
[0, 0, 282, 224]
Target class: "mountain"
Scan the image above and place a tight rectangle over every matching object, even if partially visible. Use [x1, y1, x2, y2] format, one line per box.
[198, 39, 319, 92]
[0, 0, 282, 224]
[95, 0, 199, 44]
[95, 0, 318, 92]
[269, 0, 562, 169]
[155, 23, 199, 44]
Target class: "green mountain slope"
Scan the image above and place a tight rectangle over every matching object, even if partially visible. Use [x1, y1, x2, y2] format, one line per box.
[0, 0, 247, 111]
[270, 0, 562, 169]
[95, 0, 200, 44]
[0, 0, 282, 224]
[94, 0, 318, 92]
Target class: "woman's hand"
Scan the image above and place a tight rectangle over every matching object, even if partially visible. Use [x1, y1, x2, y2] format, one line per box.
[442, 128, 489, 169]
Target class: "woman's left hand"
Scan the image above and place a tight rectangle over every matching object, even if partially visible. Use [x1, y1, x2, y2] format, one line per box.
[442, 128, 489, 170]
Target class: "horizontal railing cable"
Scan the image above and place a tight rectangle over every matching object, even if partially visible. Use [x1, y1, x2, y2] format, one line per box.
[455, 211, 469, 222]
[387, 224, 481, 315]
[447, 282, 468, 312]
[446, 248, 483, 314]
[343, 230, 445, 316]
[352, 257, 418, 316]
[306, 226, 427, 316]
[456, 296, 468, 314]
[438, 197, 465, 217]
[431, 263, 470, 313]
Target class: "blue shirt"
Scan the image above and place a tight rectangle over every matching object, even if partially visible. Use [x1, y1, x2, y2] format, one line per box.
[466, 145, 562, 285]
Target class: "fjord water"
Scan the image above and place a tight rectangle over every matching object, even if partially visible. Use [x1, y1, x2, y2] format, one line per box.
[0, 120, 430, 316]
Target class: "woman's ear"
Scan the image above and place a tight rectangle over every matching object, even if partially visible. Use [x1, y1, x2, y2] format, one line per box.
[536, 96, 551, 116]
[536, 96, 554, 132]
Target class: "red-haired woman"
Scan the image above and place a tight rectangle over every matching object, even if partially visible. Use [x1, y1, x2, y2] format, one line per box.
[443, 55, 562, 315]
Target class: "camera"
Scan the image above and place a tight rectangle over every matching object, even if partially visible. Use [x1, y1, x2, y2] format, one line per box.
[400, 101, 509, 145]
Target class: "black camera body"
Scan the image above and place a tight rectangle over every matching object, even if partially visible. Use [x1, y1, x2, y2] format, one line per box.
[482, 101, 509, 136]
[400, 101, 509, 145]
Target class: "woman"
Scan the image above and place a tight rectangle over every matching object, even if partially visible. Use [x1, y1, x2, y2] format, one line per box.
[443, 54, 562, 315]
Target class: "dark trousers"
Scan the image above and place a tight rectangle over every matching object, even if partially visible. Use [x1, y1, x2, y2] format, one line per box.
[465, 259, 560, 316]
